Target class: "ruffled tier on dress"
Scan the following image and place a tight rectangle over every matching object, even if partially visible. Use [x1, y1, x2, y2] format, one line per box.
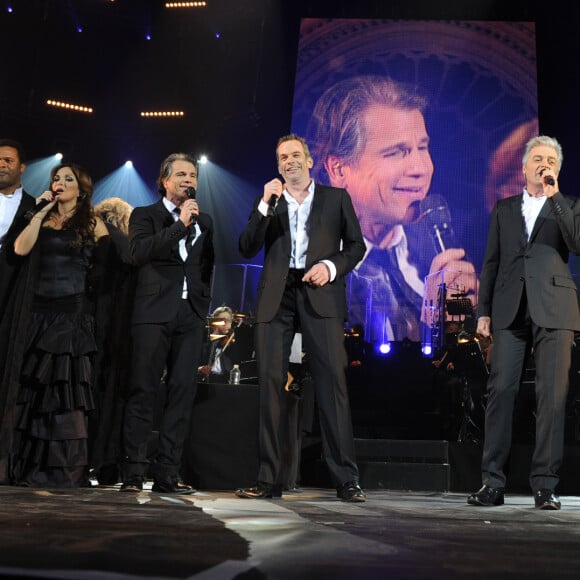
[11, 307, 97, 488]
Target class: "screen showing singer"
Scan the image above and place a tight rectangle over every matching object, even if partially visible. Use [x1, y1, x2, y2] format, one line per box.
[290, 19, 538, 346]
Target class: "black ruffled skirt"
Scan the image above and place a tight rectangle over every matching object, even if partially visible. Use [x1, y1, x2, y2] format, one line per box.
[11, 294, 97, 488]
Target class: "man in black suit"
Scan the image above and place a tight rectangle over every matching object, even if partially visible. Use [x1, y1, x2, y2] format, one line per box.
[468, 135, 580, 510]
[0, 139, 35, 314]
[121, 152, 214, 493]
[236, 134, 367, 502]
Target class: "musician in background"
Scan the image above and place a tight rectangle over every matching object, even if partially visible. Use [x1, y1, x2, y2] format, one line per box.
[198, 305, 235, 383]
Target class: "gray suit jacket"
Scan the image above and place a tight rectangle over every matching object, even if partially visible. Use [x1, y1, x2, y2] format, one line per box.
[478, 192, 580, 331]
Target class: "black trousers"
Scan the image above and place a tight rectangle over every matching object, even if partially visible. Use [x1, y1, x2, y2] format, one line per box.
[482, 294, 573, 492]
[254, 270, 359, 487]
[122, 300, 205, 480]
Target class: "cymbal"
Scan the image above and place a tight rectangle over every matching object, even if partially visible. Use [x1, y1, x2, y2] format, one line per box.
[209, 333, 226, 341]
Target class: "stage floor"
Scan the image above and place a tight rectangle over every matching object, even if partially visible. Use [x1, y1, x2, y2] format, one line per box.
[1, 483, 579, 579]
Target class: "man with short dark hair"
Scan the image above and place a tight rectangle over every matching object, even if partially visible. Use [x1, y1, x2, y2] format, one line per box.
[0, 138, 35, 313]
[236, 134, 366, 502]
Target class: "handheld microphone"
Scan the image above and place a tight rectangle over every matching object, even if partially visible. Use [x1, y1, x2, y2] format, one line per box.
[24, 196, 55, 221]
[419, 194, 457, 253]
[186, 186, 197, 225]
[267, 194, 278, 216]
[539, 168, 555, 187]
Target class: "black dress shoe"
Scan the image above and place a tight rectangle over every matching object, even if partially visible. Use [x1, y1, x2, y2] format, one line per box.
[120, 480, 143, 493]
[534, 489, 561, 510]
[152, 478, 195, 494]
[336, 481, 366, 503]
[467, 485, 505, 506]
[235, 483, 282, 499]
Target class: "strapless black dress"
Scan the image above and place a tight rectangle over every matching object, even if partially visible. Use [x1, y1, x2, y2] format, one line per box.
[11, 228, 97, 488]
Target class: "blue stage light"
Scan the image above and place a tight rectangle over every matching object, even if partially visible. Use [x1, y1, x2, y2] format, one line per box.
[377, 342, 392, 356]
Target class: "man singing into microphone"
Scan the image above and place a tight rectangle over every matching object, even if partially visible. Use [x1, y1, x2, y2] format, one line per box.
[307, 75, 478, 342]
[468, 135, 580, 510]
[120, 152, 214, 493]
[236, 134, 366, 501]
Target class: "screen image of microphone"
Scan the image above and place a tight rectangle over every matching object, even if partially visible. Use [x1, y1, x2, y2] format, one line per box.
[418, 194, 456, 253]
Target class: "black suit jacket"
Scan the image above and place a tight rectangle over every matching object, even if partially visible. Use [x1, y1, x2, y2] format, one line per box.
[0, 190, 35, 314]
[239, 183, 365, 323]
[129, 199, 214, 324]
[478, 192, 580, 331]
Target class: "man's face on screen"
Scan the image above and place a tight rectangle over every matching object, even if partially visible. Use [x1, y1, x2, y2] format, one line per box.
[339, 104, 433, 245]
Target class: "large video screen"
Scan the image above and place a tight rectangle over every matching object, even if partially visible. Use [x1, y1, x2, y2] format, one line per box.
[290, 19, 538, 346]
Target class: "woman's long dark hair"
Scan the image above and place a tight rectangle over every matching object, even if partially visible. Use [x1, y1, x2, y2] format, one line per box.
[48, 163, 97, 247]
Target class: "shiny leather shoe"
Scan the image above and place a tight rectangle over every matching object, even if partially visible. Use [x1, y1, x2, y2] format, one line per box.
[120, 480, 143, 493]
[152, 478, 195, 494]
[235, 483, 283, 499]
[467, 485, 505, 506]
[534, 489, 561, 510]
[336, 481, 366, 503]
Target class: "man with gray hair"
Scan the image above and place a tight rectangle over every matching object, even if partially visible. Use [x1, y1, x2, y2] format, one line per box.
[468, 135, 580, 510]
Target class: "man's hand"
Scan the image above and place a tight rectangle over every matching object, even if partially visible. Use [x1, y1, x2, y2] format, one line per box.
[179, 198, 199, 227]
[476, 316, 491, 337]
[197, 365, 210, 377]
[302, 263, 330, 287]
[263, 178, 284, 205]
[428, 248, 479, 306]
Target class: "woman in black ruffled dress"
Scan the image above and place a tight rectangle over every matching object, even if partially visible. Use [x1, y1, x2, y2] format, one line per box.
[0, 163, 109, 488]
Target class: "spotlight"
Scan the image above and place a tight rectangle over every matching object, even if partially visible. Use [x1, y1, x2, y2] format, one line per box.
[421, 344, 433, 357]
[199, 155, 208, 165]
[55, 153, 63, 160]
[377, 342, 392, 356]
[124, 160, 133, 168]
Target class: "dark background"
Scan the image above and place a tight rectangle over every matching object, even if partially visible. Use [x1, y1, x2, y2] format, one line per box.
[2, 0, 576, 311]
[0, 0, 573, 191]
